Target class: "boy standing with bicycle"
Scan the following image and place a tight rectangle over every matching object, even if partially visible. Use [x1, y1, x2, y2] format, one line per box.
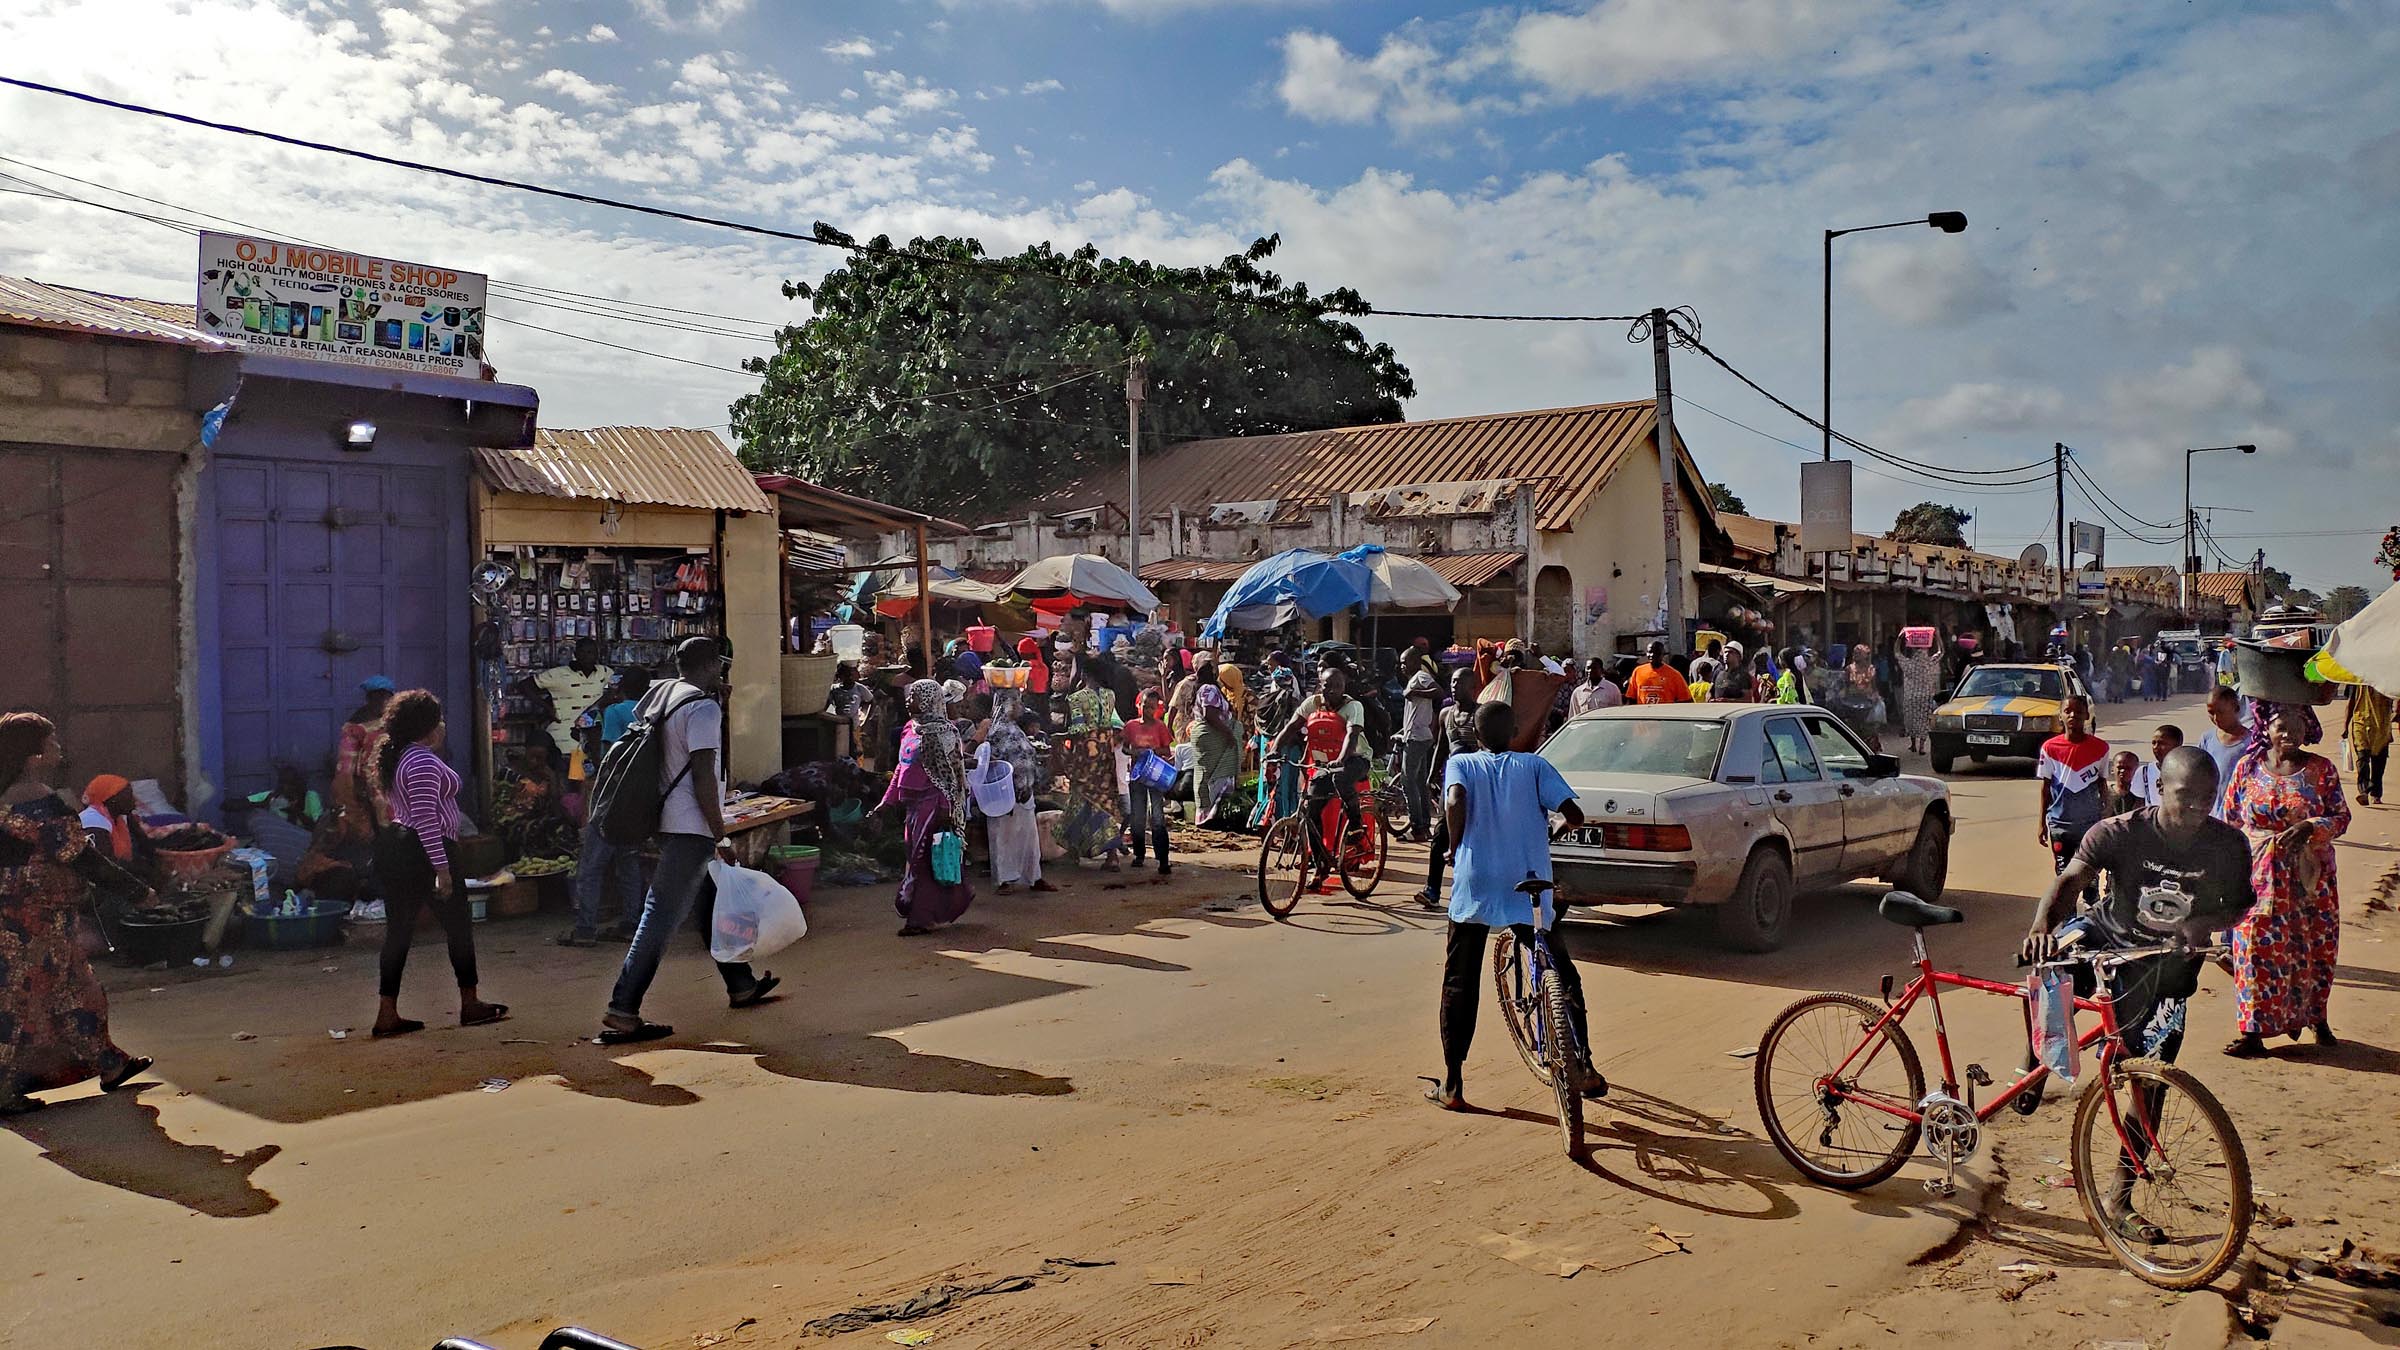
[1425, 701, 1595, 1112]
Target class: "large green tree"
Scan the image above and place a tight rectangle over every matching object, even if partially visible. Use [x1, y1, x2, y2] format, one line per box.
[1707, 482, 1748, 515]
[2323, 585, 2372, 621]
[1889, 502, 1971, 547]
[730, 230, 1414, 508]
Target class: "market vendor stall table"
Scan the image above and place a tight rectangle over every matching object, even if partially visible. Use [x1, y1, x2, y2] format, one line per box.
[722, 793, 816, 865]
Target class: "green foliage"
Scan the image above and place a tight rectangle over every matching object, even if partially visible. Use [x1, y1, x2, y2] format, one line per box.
[1888, 502, 1972, 548]
[729, 230, 1414, 509]
[2323, 585, 2372, 622]
[1707, 481, 1748, 515]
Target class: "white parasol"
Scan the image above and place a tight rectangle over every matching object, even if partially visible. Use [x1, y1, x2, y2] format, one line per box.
[1339, 545, 1464, 609]
[2319, 584, 2400, 698]
[1006, 552, 1161, 614]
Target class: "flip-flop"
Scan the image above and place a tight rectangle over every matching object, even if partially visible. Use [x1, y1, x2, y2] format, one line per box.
[99, 1056, 154, 1092]
[729, 974, 782, 1009]
[371, 1018, 426, 1040]
[596, 1021, 674, 1045]
[1421, 1081, 1467, 1111]
[460, 1004, 510, 1028]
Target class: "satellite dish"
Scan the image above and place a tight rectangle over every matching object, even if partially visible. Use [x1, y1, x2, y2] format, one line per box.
[2138, 565, 2172, 585]
[2019, 543, 2048, 569]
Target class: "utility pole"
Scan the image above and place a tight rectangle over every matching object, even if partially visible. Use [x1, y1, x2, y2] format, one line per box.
[1125, 356, 1147, 575]
[2180, 452, 2194, 614]
[1649, 308, 1686, 648]
[2054, 442, 2068, 649]
[1821, 232, 1836, 649]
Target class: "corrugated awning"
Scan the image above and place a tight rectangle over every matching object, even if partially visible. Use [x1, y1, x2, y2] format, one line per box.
[0, 275, 228, 348]
[480, 427, 770, 512]
[1137, 557, 1257, 583]
[1694, 561, 1819, 597]
[1423, 551, 1523, 589]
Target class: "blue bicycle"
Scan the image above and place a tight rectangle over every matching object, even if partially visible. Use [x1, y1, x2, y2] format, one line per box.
[1491, 872, 1592, 1155]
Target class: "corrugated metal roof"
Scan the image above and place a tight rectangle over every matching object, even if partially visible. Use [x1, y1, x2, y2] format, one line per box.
[1423, 551, 1523, 589]
[983, 400, 1711, 535]
[0, 275, 225, 348]
[477, 427, 773, 513]
[2190, 572, 2257, 605]
[1137, 557, 1258, 584]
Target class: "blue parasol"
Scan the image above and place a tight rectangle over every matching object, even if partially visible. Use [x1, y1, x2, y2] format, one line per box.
[1201, 548, 1376, 638]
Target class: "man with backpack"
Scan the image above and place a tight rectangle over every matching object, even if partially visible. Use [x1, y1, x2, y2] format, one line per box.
[593, 638, 779, 1045]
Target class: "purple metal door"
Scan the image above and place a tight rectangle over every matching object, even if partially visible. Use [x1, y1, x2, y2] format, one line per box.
[214, 457, 455, 798]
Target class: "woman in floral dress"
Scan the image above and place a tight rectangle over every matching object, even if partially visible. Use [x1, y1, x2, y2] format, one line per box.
[0, 713, 153, 1113]
[2220, 701, 2351, 1056]
[1057, 667, 1126, 868]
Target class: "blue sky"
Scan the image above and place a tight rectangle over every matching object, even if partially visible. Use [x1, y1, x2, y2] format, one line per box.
[2, 0, 2394, 593]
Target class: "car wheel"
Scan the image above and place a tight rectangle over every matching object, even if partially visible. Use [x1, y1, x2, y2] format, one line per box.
[1716, 846, 1792, 953]
[1930, 737, 1957, 774]
[1900, 812, 1950, 901]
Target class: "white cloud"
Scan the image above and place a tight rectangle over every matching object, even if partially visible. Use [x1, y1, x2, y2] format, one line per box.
[676, 54, 734, 91]
[822, 37, 877, 60]
[1844, 237, 2013, 328]
[531, 68, 616, 105]
[1509, 0, 1883, 98]
[863, 69, 955, 114]
[1020, 78, 1064, 95]
[1275, 31, 1474, 131]
[584, 23, 617, 42]
[629, 0, 752, 32]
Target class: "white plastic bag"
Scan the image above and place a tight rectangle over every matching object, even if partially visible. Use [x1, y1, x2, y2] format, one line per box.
[970, 743, 1017, 818]
[2027, 967, 2079, 1084]
[708, 858, 807, 963]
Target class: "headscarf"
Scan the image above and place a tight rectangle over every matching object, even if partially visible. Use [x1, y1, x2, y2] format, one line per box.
[2243, 697, 2322, 758]
[983, 687, 1038, 805]
[903, 678, 967, 812]
[83, 773, 134, 859]
[1216, 664, 1250, 725]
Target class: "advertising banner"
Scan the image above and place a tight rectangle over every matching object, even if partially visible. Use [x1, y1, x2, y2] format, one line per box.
[197, 231, 486, 377]
[1799, 459, 1853, 555]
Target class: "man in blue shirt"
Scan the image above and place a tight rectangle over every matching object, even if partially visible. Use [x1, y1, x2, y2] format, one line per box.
[559, 668, 652, 948]
[1427, 701, 1596, 1111]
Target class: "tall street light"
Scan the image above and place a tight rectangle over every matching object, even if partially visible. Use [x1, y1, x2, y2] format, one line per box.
[2181, 443, 2257, 612]
[1819, 211, 1969, 643]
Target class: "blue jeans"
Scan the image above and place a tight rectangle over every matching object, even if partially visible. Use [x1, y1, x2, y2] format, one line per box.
[1127, 781, 1170, 864]
[607, 834, 755, 1020]
[1401, 739, 1434, 836]
[571, 821, 642, 937]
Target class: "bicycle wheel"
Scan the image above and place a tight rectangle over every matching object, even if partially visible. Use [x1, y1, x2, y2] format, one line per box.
[1489, 929, 1551, 1085]
[1338, 802, 1388, 899]
[1540, 968, 1583, 1155]
[1256, 815, 1312, 919]
[1754, 992, 1925, 1188]
[2070, 1059, 2251, 1290]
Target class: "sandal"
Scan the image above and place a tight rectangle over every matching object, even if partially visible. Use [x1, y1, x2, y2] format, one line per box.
[2222, 1034, 2265, 1058]
[553, 931, 598, 948]
[460, 1003, 510, 1028]
[371, 1018, 426, 1040]
[1031, 880, 1060, 893]
[2313, 1023, 2340, 1048]
[596, 1020, 674, 1045]
[897, 925, 932, 937]
[1422, 1081, 1467, 1112]
[0, 1095, 44, 1117]
[99, 1056, 153, 1092]
[728, 974, 782, 1009]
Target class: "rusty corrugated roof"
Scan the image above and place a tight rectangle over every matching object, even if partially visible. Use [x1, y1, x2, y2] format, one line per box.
[2190, 572, 2257, 606]
[983, 400, 1711, 535]
[0, 275, 224, 348]
[1137, 557, 1258, 584]
[477, 427, 773, 513]
[1422, 551, 1523, 589]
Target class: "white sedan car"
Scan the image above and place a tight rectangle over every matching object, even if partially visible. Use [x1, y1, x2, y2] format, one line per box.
[1537, 704, 1952, 952]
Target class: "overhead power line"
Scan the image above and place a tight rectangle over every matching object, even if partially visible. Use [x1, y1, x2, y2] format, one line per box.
[2063, 449, 2178, 530]
[1674, 396, 2056, 498]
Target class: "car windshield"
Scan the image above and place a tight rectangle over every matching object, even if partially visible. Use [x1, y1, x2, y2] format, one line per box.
[1953, 668, 2063, 701]
[1544, 717, 1726, 779]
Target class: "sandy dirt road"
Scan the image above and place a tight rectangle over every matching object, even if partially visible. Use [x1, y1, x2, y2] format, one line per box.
[3, 690, 2394, 1349]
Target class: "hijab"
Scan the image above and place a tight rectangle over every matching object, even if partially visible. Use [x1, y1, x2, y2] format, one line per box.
[82, 773, 134, 859]
[983, 687, 1038, 805]
[1216, 664, 1250, 725]
[904, 678, 967, 812]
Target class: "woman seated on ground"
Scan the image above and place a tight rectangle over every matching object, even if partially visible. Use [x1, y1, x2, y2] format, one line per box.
[77, 774, 158, 880]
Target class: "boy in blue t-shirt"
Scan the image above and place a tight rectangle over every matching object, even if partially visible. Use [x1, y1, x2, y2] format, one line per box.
[1427, 701, 1596, 1112]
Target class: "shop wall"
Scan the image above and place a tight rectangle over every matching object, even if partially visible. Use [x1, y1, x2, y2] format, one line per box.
[0, 328, 201, 793]
[478, 490, 716, 549]
[1534, 433, 1704, 659]
[720, 510, 782, 783]
[195, 380, 477, 811]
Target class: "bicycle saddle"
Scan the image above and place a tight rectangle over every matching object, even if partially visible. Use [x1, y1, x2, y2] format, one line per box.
[1878, 890, 1963, 928]
[1516, 876, 1556, 896]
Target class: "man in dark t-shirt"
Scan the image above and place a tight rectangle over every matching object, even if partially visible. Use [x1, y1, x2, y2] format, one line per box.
[2022, 745, 2254, 1245]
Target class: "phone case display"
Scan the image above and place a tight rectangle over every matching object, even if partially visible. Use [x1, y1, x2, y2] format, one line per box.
[481, 547, 722, 748]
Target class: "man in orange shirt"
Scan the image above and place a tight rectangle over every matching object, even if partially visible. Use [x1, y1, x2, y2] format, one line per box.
[1627, 640, 1692, 705]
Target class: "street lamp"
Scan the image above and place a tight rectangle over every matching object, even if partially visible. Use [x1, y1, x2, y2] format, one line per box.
[1819, 211, 1969, 643]
[2180, 443, 2258, 611]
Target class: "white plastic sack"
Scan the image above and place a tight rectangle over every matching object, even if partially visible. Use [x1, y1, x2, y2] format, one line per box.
[971, 743, 1017, 818]
[708, 858, 807, 963]
[2027, 968, 2079, 1085]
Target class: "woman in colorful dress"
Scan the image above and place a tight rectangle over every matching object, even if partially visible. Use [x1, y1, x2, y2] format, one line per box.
[1192, 660, 1244, 828]
[2220, 701, 2351, 1056]
[331, 675, 395, 842]
[0, 713, 153, 1114]
[978, 687, 1053, 895]
[876, 679, 976, 935]
[2344, 684, 2392, 807]
[1057, 666, 1126, 868]
[1897, 639, 1943, 756]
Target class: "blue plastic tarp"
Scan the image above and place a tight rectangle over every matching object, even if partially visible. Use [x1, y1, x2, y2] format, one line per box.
[1201, 549, 1375, 638]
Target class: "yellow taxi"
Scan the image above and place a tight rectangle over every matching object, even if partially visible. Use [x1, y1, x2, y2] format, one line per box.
[1928, 662, 2094, 773]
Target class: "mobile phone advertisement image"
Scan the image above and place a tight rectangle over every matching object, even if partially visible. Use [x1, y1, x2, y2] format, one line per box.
[196, 231, 487, 376]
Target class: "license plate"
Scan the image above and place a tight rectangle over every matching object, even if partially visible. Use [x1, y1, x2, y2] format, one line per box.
[1966, 733, 2011, 746]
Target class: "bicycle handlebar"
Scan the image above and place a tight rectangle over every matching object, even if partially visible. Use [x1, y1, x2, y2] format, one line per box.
[2023, 940, 2228, 973]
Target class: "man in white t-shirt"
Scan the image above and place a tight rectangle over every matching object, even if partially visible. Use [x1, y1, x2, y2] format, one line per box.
[2128, 723, 2184, 807]
[600, 638, 776, 1043]
[535, 638, 613, 762]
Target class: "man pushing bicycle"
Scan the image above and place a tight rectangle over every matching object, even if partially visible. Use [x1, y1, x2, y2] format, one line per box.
[2021, 744, 2256, 1242]
[1424, 701, 1598, 1111]
[1275, 667, 1373, 894]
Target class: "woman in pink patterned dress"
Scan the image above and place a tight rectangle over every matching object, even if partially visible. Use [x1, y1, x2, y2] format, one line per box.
[2219, 701, 2351, 1056]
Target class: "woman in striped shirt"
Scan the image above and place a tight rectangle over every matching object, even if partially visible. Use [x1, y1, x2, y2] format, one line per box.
[371, 691, 506, 1038]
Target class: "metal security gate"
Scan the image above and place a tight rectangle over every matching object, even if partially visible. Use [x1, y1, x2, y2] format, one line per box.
[211, 456, 455, 800]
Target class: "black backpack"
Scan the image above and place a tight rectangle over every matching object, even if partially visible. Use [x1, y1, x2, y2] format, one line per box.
[587, 683, 712, 846]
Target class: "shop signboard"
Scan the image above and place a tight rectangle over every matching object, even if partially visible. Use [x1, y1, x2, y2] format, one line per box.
[2077, 566, 2109, 605]
[1799, 459, 1853, 555]
[197, 231, 487, 376]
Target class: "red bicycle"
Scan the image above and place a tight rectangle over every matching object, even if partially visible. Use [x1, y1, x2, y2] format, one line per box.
[1255, 753, 1391, 917]
[1754, 890, 2251, 1290]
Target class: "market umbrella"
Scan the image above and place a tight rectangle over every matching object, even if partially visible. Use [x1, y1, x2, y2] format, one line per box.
[1007, 553, 1161, 614]
[1337, 544, 1463, 609]
[1200, 548, 1376, 638]
[2316, 584, 2400, 698]
[870, 574, 1005, 619]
